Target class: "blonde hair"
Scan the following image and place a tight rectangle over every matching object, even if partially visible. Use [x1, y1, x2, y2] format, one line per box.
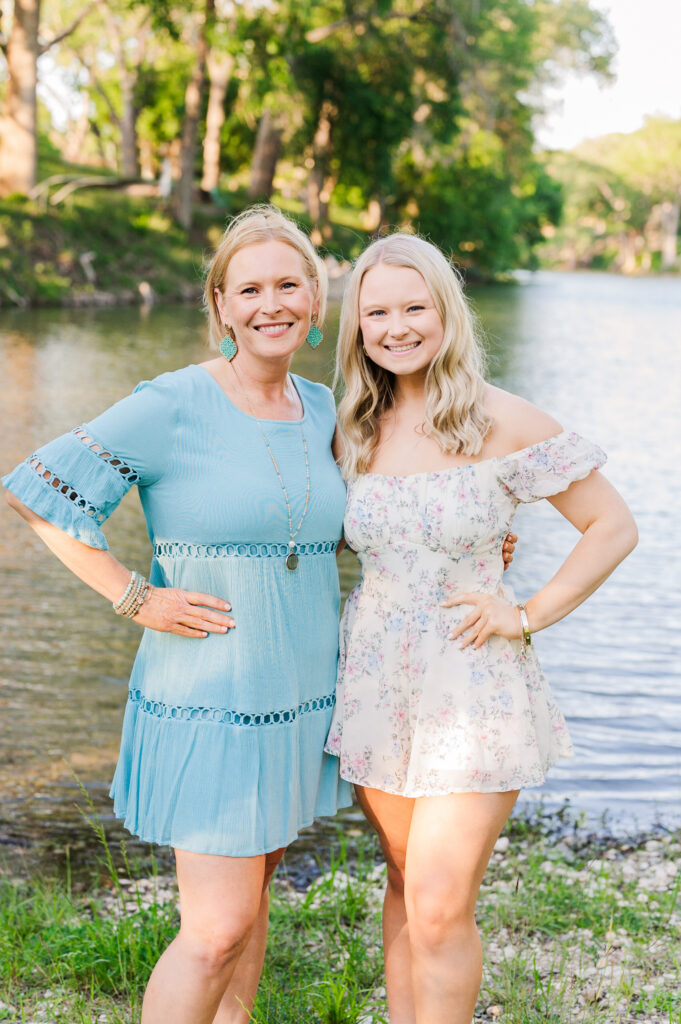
[334, 233, 491, 479]
[204, 205, 328, 347]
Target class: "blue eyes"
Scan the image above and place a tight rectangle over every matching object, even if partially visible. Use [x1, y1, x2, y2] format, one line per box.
[367, 305, 425, 316]
[240, 282, 297, 295]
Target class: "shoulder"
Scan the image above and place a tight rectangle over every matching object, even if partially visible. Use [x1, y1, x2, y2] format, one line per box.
[483, 384, 563, 452]
[133, 364, 199, 398]
[86, 365, 196, 437]
[292, 375, 336, 415]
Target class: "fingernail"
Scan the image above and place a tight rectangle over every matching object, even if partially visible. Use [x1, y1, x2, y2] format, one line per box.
[448, 632, 454, 639]
[225, 603, 231, 611]
[202, 632, 208, 638]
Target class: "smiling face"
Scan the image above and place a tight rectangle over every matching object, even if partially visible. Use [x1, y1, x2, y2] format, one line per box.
[358, 263, 445, 380]
[215, 240, 317, 365]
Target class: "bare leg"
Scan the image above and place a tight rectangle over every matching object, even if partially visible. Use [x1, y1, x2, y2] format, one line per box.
[213, 849, 284, 1023]
[405, 791, 518, 1024]
[355, 786, 416, 1024]
[140, 847, 282, 1024]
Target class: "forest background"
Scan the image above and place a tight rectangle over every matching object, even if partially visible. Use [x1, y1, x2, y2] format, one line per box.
[0, 0, 679, 308]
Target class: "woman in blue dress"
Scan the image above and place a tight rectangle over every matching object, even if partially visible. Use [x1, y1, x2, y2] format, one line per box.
[3, 207, 353, 1024]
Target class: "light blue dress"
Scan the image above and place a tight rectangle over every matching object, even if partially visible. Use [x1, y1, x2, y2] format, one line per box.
[2, 365, 352, 855]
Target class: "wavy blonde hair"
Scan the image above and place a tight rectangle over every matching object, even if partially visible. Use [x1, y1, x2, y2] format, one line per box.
[204, 204, 328, 347]
[334, 233, 491, 479]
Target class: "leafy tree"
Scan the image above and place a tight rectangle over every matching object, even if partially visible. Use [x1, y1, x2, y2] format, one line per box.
[0, 0, 95, 195]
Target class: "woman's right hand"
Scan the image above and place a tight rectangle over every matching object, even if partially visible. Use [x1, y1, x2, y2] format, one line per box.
[132, 587, 235, 638]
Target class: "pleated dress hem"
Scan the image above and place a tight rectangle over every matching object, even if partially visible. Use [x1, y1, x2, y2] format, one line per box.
[110, 693, 353, 857]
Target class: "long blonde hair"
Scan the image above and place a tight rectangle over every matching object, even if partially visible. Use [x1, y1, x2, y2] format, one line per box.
[334, 234, 491, 479]
[204, 205, 328, 347]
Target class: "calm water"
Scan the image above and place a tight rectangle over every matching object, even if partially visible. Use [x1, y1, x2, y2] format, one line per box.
[1, 271, 679, 873]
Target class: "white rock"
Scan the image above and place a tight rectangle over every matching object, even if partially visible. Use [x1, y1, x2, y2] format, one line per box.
[494, 837, 510, 853]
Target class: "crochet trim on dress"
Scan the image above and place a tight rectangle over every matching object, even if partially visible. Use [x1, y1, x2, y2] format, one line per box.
[27, 456, 106, 523]
[130, 688, 335, 725]
[73, 427, 140, 484]
[154, 540, 338, 559]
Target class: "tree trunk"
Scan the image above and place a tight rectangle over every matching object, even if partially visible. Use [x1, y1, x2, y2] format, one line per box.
[97, 3, 141, 177]
[64, 89, 92, 164]
[248, 109, 282, 200]
[0, 0, 41, 196]
[306, 99, 337, 230]
[119, 72, 138, 177]
[200, 51, 233, 194]
[660, 199, 680, 270]
[174, 0, 214, 229]
[616, 231, 638, 274]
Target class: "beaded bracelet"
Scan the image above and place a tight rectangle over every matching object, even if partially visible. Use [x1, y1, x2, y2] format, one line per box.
[113, 571, 151, 619]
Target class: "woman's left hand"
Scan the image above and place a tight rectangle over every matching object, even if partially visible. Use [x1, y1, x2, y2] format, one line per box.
[502, 532, 517, 570]
[442, 592, 522, 649]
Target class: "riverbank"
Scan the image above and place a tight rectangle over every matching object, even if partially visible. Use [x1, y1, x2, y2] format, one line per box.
[0, 187, 355, 310]
[1, 813, 678, 1024]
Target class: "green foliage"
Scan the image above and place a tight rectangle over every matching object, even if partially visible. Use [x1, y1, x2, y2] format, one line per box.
[0, 174, 207, 307]
[14, 0, 621, 273]
[540, 117, 681, 271]
[394, 144, 562, 274]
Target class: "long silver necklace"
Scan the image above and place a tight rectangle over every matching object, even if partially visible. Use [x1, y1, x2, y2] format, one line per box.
[230, 364, 310, 571]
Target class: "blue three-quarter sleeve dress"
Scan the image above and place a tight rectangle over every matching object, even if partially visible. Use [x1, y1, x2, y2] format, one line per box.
[3, 365, 352, 855]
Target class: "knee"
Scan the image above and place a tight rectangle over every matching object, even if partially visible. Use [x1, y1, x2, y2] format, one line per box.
[406, 884, 474, 952]
[180, 915, 256, 976]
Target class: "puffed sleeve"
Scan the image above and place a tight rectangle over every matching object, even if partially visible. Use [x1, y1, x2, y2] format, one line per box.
[2, 375, 177, 550]
[496, 430, 606, 503]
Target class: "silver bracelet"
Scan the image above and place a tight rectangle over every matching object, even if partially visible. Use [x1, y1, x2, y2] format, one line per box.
[517, 604, 532, 647]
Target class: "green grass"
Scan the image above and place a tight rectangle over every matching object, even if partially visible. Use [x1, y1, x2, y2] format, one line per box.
[0, 148, 375, 310]
[1, 812, 679, 1023]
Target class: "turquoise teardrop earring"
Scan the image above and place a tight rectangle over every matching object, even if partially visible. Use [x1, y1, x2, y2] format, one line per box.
[306, 314, 323, 349]
[220, 325, 237, 361]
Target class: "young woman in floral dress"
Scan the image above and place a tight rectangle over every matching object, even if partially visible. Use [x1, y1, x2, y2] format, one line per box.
[325, 233, 637, 1024]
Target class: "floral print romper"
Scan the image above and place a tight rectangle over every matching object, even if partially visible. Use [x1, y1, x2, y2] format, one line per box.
[325, 432, 606, 796]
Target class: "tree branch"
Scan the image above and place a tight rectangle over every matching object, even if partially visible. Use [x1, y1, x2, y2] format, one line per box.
[305, 6, 430, 43]
[92, 75, 122, 129]
[38, 1, 97, 55]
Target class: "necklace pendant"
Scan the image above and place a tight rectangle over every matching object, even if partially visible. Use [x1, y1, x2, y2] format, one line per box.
[286, 550, 299, 571]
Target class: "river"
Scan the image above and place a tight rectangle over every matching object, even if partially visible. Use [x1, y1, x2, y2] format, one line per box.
[1, 271, 679, 875]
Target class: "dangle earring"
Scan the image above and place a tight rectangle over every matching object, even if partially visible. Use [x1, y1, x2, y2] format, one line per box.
[220, 325, 237, 361]
[306, 313, 323, 349]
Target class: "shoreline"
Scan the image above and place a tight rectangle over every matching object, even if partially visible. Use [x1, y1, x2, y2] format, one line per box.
[1, 812, 679, 1023]
[2, 266, 679, 314]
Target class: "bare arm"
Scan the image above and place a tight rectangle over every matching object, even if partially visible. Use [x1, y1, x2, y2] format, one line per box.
[526, 470, 637, 631]
[443, 391, 637, 646]
[444, 468, 637, 648]
[5, 491, 235, 638]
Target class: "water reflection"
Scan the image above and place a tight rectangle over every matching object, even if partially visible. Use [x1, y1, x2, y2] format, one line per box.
[1, 273, 679, 875]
